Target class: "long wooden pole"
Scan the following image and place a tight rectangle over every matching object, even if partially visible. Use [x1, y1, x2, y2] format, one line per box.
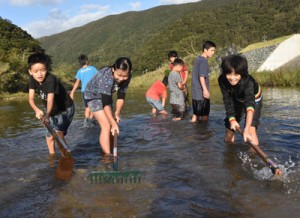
[236, 126, 281, 175]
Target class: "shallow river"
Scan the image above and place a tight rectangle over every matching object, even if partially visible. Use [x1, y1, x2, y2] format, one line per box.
[0, 86, 299, 218]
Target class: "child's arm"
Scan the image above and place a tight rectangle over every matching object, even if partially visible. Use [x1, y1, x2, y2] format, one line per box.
[70, 79, 81, 99]
[182, 68, 188, 84]
[161, 89, 167, 107]
[115, 99, 124, 123]
[28, 89, 44, 119]
[200, 76, 210, 99]
[243, 82, 256, 143]
[244, 108, 254, 142]
[177, 82, 184, 90]
[218, 77, 239, 130]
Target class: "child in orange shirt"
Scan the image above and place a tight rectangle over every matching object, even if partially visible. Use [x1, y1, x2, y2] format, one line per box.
[146, 77, 168, 115]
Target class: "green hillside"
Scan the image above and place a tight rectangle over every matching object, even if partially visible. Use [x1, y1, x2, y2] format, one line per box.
[0, 17, 43, 93]
[39, 0, 300, 76]
[1, 0, 299, 94]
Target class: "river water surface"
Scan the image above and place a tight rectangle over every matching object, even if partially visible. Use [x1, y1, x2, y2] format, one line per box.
[0, 86, 299, 218]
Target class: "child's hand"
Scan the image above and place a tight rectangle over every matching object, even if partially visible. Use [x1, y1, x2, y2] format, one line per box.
[203, 90, 210, 99]
[69, 92, 74, 100]
[243, 127, 254, 144]
[111, 122, 119, 136]
[230, 120, 240, 131]
[35, 110, 44, 120]
[115, 113, 121, 123]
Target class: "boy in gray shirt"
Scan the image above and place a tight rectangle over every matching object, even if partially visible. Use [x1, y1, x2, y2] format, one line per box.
[191, 40, 216, 122]
[168, 59, 185, 121]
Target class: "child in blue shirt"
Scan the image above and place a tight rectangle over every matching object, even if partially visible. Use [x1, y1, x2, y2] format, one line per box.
[70, 54, 97, 127]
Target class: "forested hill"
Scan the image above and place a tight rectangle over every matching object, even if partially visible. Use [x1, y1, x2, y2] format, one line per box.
[0, 17, 43, 93]
[39, 0, 300, 75]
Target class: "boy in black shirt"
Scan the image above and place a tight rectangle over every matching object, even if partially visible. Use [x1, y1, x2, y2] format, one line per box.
[28, 53, 75, 155]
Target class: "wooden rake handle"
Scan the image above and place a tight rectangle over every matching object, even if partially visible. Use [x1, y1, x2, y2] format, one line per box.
[43, 120, 71, 158]
[235, 126, 281, 175]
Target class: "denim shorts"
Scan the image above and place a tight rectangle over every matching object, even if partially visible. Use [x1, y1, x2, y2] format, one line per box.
[48, 103, 75, 136]
[87, 99, 103, 112]
[146, 96, 164, 111]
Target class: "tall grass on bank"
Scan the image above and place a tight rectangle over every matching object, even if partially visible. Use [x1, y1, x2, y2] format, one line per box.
[251, 68, 300, 86]
[130, 68, 166, 89]
[0, 92, 28, 100]
[133, 67, 300, 89]
[2, 67, 299, 100]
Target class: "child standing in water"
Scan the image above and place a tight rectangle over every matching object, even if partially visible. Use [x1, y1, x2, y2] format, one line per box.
[168, 58, 185, 121]
[218, 55, 262, 146]
[168, 50, 189, 107]
[84, 57, 132, 155]
[28, 53, 75, 155]
[146, 77, 168, 115]
[70, 54, 97, 127]
[191, 40, 216, 122]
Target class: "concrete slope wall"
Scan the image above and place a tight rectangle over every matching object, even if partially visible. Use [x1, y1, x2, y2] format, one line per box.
[258, 34, 300, 72]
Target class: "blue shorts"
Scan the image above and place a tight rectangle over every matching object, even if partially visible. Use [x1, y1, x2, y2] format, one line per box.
[82, 94, 89, 108]
[146, 96, 164, 111]
[48, 103, 75, 136]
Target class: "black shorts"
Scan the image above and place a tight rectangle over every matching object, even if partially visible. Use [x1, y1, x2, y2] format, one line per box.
[224, 97, 263, 131]
[192, 99, 210, 116]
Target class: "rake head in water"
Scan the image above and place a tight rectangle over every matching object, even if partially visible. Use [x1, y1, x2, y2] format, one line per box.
[89, 171, 141, 184]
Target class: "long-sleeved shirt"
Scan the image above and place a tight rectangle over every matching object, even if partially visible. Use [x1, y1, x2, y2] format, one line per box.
[218, 74, 261, 121]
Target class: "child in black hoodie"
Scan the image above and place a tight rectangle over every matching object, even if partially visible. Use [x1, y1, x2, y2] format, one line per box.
[218, 55, 262, 146]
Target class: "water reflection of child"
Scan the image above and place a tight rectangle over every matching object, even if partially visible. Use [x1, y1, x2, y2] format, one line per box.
[28, 53, 75, 155]
[146, 77, 168, 115]
[168, 59, 185, 121]
[84, 57, 132, 155]
[218, 55, 262, 146]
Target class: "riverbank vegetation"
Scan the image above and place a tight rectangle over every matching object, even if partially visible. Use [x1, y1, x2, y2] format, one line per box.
[1, 0, 300, 95]
[131, 66, 300, 89]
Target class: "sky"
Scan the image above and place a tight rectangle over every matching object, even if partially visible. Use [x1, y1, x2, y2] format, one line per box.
[0, 0, 200, 38]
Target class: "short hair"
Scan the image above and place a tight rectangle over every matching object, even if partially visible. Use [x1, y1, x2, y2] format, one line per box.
[78, 54, 88, 67]
[172, 58, 184, 66]
[162, 76, 168, 86]
[221, 55, 249, 78]
[27, 53, 52, 71]
[203, 40, 216, 51]
[168, 50, 178, 59]
[112, 57, 132, 75]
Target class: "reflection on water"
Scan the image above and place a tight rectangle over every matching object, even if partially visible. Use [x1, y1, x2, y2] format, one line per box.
[0, 87, 299, 217]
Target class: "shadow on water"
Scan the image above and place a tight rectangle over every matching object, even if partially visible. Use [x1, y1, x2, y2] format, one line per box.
[0, 87, 300, 217]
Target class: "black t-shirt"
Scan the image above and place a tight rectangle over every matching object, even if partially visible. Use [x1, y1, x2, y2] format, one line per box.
[29, 73, 73, 115]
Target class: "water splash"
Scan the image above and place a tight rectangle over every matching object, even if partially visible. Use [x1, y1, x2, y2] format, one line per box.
[238, 152, 299, 194]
